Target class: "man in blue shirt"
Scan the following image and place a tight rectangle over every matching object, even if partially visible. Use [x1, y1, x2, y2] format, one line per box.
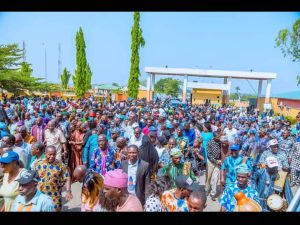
[12, 169, 55, 212]
[220, 144, 253, 187]
[183, 122, 196, 147]
[219, 164, 260, 212]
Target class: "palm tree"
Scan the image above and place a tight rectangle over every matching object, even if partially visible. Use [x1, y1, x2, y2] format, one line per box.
[235, 86, 240, 100]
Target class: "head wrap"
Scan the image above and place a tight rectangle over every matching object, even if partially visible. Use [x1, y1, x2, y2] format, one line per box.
[170, 148, 183, 158]
[236, 163, 250, 174]
[103, 169, 128, 188]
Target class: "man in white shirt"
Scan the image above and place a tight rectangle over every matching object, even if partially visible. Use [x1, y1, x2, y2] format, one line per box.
[44, 120, 67, 162]
[128, 127, 143, 148]
[223, 121, 238, 144]
[121, 145, 150, 206]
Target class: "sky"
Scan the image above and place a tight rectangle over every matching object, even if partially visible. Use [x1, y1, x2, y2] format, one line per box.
[0, 12, 299, 95]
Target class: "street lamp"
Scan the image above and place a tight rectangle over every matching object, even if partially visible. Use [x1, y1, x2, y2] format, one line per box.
[42, 43, 47, 81]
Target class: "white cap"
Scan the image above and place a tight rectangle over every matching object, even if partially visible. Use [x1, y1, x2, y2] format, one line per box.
[266, 156, 279, 168]
[269, 139, 278, 146]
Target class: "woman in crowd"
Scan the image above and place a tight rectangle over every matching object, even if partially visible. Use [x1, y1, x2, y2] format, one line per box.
[144, 175, 172, 212]
[81, 170, 103, 212]
[0, 151, 26, 211]
[139, 135, 159, 181]
[201, 122, 213, 166]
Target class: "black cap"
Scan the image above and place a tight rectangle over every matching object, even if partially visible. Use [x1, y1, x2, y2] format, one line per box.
[175, 175, 200, 191]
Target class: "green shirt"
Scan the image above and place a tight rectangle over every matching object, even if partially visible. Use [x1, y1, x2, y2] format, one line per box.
[161, 163, 196, 188]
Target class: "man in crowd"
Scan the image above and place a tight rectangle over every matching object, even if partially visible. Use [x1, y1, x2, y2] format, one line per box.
[161, 148, 196, 188]
[103, 169, 143, 211]
[44, 120, 67, 162]
[206, 130, 222, 200]
[121, 144, 150, 206]
[128, 127, 143, 148]
[251, 156, 293, 211]
[161, 175, 200, 212]
[187, 188, 207, 212]
[34, 145, 72, 211]
[219, 164, 260, 212]
[12, 169, 55, 212]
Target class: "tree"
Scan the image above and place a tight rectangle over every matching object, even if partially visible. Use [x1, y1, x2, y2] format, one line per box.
[275, 18, 300, 86]
[85, 63, 92, 90]
[73, 27, 92, 98]
[0, 43, 57, 94]
[154, 78, 180, 97]
[61, 67, 71, 89]
[20, 62, 33, 77]
[127, 12, 145, 99]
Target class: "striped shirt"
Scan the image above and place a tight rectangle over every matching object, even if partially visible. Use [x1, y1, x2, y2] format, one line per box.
[12, 190, 55, 212]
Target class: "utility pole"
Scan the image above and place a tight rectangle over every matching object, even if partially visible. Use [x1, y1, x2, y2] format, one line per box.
[22, 41, 26, 62]
[42, 43, 47, 81]
[58, 43, 62, 80]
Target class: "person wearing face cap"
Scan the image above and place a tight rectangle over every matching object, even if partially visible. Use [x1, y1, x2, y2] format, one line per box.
[220, 144, 253, 188]
[0, 151, 27, 211]
[161, 175, 201, 212]
[11, 169, 55, 212]
[258, 139, 289, 172]
[103, 169, 143, 211]
[251, 156, 293, 211]
[219, 163, 260, 212]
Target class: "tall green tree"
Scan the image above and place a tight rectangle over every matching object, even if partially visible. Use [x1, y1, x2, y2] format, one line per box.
[73, 27, 92, 98]
[127, 12, 145, 99]
[85, 63, 92, 90]
[61, 67, 71, 89]
[275, 18, 300, 86]
[154, 78, 180, 97]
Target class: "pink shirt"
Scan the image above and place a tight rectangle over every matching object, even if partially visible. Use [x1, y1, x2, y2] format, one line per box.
[116, 194, 143, 212]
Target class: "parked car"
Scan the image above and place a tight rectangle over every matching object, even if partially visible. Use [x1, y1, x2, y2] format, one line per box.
[169, 98, 188, 110]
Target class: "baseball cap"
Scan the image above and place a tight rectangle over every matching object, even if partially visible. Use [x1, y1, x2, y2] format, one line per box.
[269, 139, 278, 146]
[265, 156, 279, 168]
[175, 175, 200, 191]
[230, 144, 241, 151]
[15, 169, 39, 185]
[0, 151, 19, 164]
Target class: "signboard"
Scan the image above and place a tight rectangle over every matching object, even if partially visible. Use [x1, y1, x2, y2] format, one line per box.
[263, 103, 272, 110]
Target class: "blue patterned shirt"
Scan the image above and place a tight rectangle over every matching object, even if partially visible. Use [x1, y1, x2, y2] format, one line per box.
[221, 155, 253, 185]
[90, 148, 115, 175]
[219, 182, 260, 212]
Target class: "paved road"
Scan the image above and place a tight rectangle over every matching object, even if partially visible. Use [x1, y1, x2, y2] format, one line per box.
[61, 173, 299, 212]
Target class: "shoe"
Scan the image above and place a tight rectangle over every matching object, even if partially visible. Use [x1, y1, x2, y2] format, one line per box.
[210, 194, 217, 201]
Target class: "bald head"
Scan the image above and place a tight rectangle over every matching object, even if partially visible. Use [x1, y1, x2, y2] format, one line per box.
[14, 133, 24, 147]
[116, 137, 126, 148]
[73, 165, 87, 183]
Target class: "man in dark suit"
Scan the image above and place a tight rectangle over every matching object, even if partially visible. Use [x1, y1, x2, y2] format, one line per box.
[121, 144, 150, 206]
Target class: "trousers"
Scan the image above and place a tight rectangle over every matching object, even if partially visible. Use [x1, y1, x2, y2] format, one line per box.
[205, 159, 220, 196]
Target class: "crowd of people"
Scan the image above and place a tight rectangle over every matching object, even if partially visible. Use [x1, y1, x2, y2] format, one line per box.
[0, 95, 299, 212]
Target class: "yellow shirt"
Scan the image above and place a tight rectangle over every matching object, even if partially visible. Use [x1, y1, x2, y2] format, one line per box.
[0, 168, 26, 211]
